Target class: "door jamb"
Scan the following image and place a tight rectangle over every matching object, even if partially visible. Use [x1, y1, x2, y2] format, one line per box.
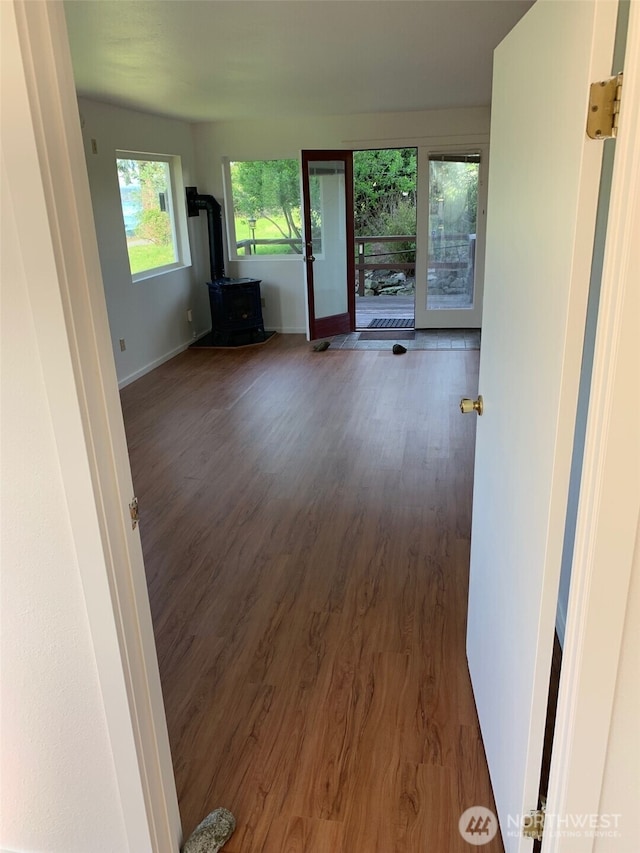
[544, 3, 640, 847]
[8, 2, 181, 849]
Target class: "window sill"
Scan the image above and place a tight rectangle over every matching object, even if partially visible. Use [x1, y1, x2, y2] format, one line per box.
[132, 262, 191, 283]
[231, 255, 309, 262]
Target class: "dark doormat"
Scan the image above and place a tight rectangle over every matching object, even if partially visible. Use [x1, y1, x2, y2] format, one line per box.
[190, 330, 277, 349]
[358, 330, 415, 341]
[367, 318, 414, 329]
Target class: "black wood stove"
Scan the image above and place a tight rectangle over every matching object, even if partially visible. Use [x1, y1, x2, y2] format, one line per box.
[206, 277, 265, 345]
[186, 187, 266, 345]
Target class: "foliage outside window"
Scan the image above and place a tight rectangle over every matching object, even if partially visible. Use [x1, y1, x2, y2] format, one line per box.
[117, 156, 179, 276]
[426, 154, 480, 311]
[229, 160, 303, 257]
[428, 156, 479, 264]
[353, 148, 416, 234]
[353, 148, 417, 265]
[227, 152, 419, 261]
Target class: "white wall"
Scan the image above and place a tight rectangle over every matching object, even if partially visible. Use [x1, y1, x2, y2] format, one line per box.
[194, 107, 490, 333]
[78, 98, 211, 386]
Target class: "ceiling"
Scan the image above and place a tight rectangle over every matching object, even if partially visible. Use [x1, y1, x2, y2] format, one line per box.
[64, 0, 534, 124]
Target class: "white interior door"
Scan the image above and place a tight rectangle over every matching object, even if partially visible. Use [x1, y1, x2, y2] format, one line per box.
[466, 2, 618, 851]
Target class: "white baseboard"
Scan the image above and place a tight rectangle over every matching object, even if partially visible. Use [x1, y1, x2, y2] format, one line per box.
[117, 332, 209, 389]
[275, 326, 306, 335]
[117, 328, 307, 389]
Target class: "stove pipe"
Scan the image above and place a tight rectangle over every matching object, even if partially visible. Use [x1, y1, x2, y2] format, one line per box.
[185, 186, 225, 281]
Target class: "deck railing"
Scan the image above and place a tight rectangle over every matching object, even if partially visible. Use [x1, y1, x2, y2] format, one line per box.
[237, 238, 302, 255]
[355, 235, 416, 296]
[236, 233, 475, 296]
[355, 233, 476, 296]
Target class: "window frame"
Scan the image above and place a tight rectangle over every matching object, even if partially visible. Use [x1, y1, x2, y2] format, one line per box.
[116, 150, 191, 281]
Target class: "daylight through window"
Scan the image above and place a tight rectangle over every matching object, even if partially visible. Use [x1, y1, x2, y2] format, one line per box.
[228, 160, 303, 257]
[117, 156, 179, 276]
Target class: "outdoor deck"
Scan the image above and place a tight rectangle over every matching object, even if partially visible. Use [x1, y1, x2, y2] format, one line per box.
[356, 292, 475, 329]
[355, 295, 414, 328]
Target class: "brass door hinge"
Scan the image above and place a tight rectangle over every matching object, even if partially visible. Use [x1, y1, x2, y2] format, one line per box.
[129, 496, 139, 530]
[587, 73, 623, 139]
[522, 797, 546, 841]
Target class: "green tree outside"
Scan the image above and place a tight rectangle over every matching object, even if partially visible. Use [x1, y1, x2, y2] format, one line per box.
[227, 152, 477, 266]
[353, 148, 417, 236]
[231, 160, 303, 254]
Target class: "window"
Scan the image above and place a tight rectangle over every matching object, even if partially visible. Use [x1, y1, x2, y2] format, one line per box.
[224, 159, 303, 258]
[116, 153, 189, 278]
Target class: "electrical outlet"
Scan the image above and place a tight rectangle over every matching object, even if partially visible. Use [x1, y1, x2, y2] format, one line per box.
[119, 338, 126, 352]
[187, 309, 193, 323]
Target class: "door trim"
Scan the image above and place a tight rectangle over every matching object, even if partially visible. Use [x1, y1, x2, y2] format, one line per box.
[301, 150, 355, 339]
[9, 2, 181, 849]
[545, 2, 640, 846]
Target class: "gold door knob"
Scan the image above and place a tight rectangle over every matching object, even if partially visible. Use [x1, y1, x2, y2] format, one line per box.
[460, 395, 483, 416]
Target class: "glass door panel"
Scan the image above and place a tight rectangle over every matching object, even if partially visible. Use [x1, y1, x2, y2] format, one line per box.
[414, 149, 486, 329]
[427, 155, 479, 310]
[310, 161, 347, 318]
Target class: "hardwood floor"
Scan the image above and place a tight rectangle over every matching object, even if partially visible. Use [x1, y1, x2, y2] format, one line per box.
[120, 333, 503, 852]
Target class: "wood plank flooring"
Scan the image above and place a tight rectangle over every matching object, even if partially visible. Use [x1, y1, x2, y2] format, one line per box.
[120, 334, 503, 852]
